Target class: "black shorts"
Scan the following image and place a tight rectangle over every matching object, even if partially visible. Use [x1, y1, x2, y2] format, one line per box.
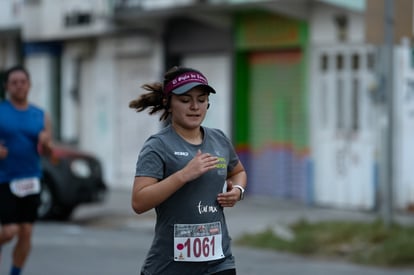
[0, 182, 40, 225]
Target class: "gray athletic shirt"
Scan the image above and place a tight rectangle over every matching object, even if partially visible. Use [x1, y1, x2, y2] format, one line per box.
[136, 125, 239, 275]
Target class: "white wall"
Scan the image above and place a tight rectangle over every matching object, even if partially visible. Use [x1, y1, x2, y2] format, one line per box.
[0, 0, 22, 28]
[26, 55, 54, 114]
[318, 0, 365, 11]
[61, 41, 95, 142]
[60, 35, 163, 188]
[115, 55, 163, 188]
[394, 42, 414, 209]
[82, 37, 117, 184]
[310, 3, 365, 45]
[22, 0, 111, 41]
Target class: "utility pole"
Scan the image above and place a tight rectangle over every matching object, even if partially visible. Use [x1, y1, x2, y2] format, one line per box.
[382, 0, 394, 228]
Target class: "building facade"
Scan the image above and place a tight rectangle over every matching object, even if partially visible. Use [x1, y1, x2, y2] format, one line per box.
[2, 0, 413, 212]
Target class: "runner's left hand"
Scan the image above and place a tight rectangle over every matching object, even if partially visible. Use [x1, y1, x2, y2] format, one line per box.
[217, 181, 240, 207]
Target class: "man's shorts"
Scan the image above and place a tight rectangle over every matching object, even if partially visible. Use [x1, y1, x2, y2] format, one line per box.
[0, 182, 40, 225]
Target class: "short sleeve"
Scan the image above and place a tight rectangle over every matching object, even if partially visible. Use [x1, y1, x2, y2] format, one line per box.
[225, 138, 240, 172]
[135, 137, 165, 179]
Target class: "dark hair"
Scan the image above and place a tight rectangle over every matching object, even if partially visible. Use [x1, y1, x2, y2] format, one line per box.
[129, 66, 202, 121]
[3, 65, 30, 86]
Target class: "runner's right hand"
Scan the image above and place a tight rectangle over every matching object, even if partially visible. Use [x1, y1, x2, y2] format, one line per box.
[180, 150, 219, 183]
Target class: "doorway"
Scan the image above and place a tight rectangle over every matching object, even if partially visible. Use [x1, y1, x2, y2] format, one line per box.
[312, 45, 376, 209]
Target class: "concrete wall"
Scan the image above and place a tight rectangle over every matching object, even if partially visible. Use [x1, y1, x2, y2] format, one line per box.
[310, 2, 365, 45]
[60, 35, 163, 188]
[22, 0, 111, 41]
[0, 0, 22, 28]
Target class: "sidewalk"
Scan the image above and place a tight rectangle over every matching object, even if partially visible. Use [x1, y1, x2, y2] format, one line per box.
[71, 188, 414, 275]
[74, 188, 414, 238]
[3, 188, 412, 275]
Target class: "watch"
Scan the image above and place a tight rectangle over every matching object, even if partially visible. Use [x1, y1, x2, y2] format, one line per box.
[233, 185, 245, 201]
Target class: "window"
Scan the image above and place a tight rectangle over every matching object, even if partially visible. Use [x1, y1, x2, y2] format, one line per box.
[352, 78, 359, 131]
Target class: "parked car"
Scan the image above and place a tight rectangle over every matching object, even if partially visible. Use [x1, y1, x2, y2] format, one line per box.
[38, 144, 107, 220]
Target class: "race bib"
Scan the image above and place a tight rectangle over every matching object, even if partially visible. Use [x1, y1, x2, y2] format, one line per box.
[10, 177, 41, 197]
[174, 221, 224, 262]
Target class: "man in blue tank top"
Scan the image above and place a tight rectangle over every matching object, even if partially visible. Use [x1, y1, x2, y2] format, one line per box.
[0, 65, 53, 275]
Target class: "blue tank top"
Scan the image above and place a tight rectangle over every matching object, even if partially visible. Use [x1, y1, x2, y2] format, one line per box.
[0, 100, 45, 183]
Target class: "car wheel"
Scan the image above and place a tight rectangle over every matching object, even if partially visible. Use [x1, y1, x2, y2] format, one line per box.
[38, 180, 55, 220]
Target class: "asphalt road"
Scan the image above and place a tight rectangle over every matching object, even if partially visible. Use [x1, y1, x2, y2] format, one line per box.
[1, 189, 413, 275]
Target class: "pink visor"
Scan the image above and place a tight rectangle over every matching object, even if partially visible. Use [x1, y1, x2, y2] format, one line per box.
[164, 71, 216, 95]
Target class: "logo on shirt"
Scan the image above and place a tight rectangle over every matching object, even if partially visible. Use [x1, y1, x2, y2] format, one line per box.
[174, 151, 189, 156]
[197, 201, 218, 214]
[215, 157, 226, 169]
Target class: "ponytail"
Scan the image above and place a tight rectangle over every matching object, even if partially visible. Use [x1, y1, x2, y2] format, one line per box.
[129, 82, 171, 121]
